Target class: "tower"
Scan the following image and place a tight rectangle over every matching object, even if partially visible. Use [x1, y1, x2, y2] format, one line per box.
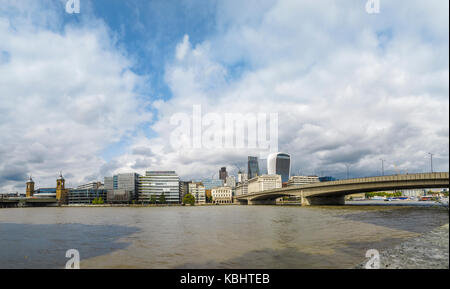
[26, 176, 34, 198]
[267, 152, 291, 183]
[56, 172, 68, 204]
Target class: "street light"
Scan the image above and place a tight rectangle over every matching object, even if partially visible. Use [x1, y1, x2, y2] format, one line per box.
[428, 152, 434, 173]
[379, 159, 385, 176]
[345, 164, 351, 179]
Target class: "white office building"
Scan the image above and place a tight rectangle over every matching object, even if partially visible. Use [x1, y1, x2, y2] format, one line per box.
[248, 174, 282, 194]
[212, 186, 233, 204]
[189, 182, 206, 204]
[138, 171, 180, 203]
[287, 176, 320, 187]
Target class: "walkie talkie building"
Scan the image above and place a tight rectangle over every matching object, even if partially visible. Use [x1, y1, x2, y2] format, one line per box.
[267, 152, 291, 183]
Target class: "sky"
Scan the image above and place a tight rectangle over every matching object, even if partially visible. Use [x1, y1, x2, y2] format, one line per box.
[0, 0, 448, 192]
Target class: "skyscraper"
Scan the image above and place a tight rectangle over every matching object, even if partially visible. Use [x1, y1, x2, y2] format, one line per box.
[248, 156, 260, 179]
[219, 167, 228, 181]
[138, 171, 180, 203]
[267, 152, 291, 183]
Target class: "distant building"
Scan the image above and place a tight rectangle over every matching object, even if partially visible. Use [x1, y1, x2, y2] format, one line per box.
[212, 186, 233, 204]
[248, 175, 282, 194]
[56, 173, 68, 204]
[104, 173, 139, 202]
[248, 156, 260, 179]
[287, 176, 319, 187]
[77, 181, 103, 190]
[26, 176, 34, 198]
[68, 189, 107, 205]
[219, 167, 228, 181]
[237, 171, 248, 184]
[225, 175, 236, 188]
[138, 171, 180, 204]
[235, 181, 248, 196]
[194, 179, 224, 190]
[179, 181, 190, 203]
[189, 182, 206, 204]
[267, 152, 291, 183]
[33, 188, 56, 198]
[319, 176, 337, 182]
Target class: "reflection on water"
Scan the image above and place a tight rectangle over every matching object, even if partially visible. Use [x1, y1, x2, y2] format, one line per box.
[0, 206, 448, 268]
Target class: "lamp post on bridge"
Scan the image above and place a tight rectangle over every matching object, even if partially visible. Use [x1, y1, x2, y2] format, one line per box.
[428, 152, 434, 173]
[345, 164, 351, 179]
[379, 159, 385, 176]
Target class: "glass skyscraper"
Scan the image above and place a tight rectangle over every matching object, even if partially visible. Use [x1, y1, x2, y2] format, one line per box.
[267, 152, 291, 183]
[248, 156, 260, 179]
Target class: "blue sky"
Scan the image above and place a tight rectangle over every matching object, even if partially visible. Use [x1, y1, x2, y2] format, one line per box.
[0, 0, 448, 191]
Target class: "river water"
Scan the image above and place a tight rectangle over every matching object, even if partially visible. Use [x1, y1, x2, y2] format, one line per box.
[0, 205, 448, 269]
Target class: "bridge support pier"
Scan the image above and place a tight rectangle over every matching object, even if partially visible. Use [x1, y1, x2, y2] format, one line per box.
[248, 199, 277, 205]
[301, 195, 345, 206]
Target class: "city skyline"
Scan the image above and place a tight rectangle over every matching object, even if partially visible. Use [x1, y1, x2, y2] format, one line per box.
[0, 1, 449, 193]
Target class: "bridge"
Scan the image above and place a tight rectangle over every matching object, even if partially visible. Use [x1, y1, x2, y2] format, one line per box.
[235, 172, 449, 206]
[0, 197, 57, 208]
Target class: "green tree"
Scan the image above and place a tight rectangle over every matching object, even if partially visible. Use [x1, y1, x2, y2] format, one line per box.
[183, 193, 195, 206]
[150, 194, 157, 204]
[159, 192, 166, 204]
[97, 197, 104, 204]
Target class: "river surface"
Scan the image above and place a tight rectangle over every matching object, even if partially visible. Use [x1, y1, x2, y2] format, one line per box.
[0, 205, 448, 269]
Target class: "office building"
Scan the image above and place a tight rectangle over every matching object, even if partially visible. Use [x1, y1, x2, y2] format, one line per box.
[267, 152, 291, 183]
[235, 181, 248, 196]
[212, 186, 233, 204]
[77, 181, 103, 190]
[219, 167, 228, 181]
[68, 189, 107, 205]
[225, 176, 236, 188]
[138, 171, 180, 204]
[287, 176, 320, 187]
[107, 189, 134, 203]
[189, 182, 206, 204]
[248, 156, 260, 179]
[248, 174, 282, 194]
[237, 171, 248, 184]
[179, 181, 190, 204]
[104, 173, 139, 201]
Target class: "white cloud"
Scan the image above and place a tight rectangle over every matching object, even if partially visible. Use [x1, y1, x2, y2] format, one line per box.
[0, 3, 151, 191]
[112, 0, 448, 180]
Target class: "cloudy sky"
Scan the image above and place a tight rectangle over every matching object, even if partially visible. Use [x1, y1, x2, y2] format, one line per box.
[0, 0, 448, 192]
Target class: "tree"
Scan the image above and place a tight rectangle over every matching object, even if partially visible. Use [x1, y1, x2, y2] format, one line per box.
[150, 194, 157, 204]
[183, 193, 195, 206]
[159, 192, 166, 204]
[97, 197, 104, 204]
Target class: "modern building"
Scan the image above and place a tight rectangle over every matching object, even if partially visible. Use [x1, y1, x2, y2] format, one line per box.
[248, 156, 260, 179]
[33, 188, 56, 198]
[77, 181, 103, 190]
[107, 189, 134, 204]
[104, 173, 140, 202]
[237, 171, 248, 184]
[68, 189, 107, 205]
[138, 171, 180, 204]
[179, 181, 190, 204]
[287, 176, 320, 187]
[194, 179, 224, 190]
[267, 152, 291, 183]
[248, 174, 282, 194]
[219, 167, 228, 181]
[235, 181, 248, 196]
[225, 175, 236, 188]
[212, 186, 233, 204]
[319, 176, 337, 182]
[189, 182, 206, 204]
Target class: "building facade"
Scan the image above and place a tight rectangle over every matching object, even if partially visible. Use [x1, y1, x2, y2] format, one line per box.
[235, 181, 248, 196]
[77, 181, 103, 190]
[267, 152, 291, 183]
[68, 189, 107, 205]
[225, 175, 236, 188]
[212, 186, 233, 204]
[248, 174, 282, 194]
[287, 176, 320, 187]
[219, 167, 228, 181]
[104, 173, 140, 202]
[138, 171, 180, 204]
[248, 156, 260, 179]
[188, 182, 206, 204]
